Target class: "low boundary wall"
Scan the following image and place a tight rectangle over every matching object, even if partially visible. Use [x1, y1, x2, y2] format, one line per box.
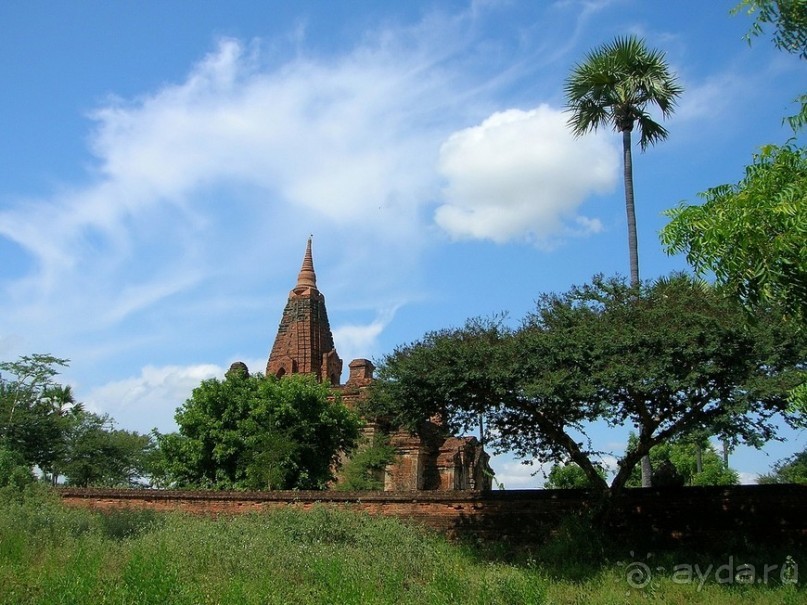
[58, 484, 807, 547]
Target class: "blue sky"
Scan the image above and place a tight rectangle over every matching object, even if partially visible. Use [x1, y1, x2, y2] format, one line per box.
[1, 0, 804, 487]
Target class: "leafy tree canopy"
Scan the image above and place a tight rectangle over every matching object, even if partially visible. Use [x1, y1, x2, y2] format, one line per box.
[625, 434, 739, 487]
[544, 461, 607, 489]
[366, 274, 806, 493]
[153, 371, 360, 490]
[661, 143, 807, 322]
[0, 354, 71, 471]
[0, 354, 155, 487]
[0, 448, 34, 491]
[734, 0, 807, 59]
[564, 34, 683, 149]
[758, 448, 807, 483]
[59, 411, 154, 487]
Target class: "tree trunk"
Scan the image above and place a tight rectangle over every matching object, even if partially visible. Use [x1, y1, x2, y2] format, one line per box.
[622, 128, 651, 487]
[622, 129, 640, 288]
[640, 453, 653, 487]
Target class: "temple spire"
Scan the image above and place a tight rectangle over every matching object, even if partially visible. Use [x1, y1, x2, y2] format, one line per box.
[295, 236, 317, 291]
[267, 235, 342, 384]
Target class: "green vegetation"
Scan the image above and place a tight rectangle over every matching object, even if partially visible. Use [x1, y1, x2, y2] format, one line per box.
[734, 0, 807, 59]
[0, 486, 546, 605]
[759, 449, 807, 484]
[565, 33, 682, 488]
[59, 411, 155, 487]
[335, 433, 397, 491]
[544, 461, 606, 489]
[0, 355, 154, 487]
[546, 436, 738, 489]
[661, 143, 807, 323]
[151, 370, 360, 490]
[663, 1, 807, 323]
[663, 2, 807, 415]
[366, 274, 806, 493]
[0, 486, 802, 605]
[626, 435, 739, 487]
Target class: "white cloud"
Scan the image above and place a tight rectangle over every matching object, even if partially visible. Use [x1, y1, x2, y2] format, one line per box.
[332, 306, 400, 368]
[0, 28, 479, 361]
[83, 363, 223, 434]
[435, 105, 618, 245]
[489, 454, 546, 489]
[738, 471, 760, 485]
[675, 72, 741, 124]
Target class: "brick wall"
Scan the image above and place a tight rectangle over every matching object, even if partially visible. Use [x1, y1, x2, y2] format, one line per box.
[57, 484, 807, 547]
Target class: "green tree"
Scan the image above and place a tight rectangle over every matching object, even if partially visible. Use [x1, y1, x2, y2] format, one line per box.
[545, 461, 607, 489]
[663, 1, 807, 322]
[734, 0, 807, 58]
[365, 316, 510, 440]
[565, 35, 682, 288]
[0, 448, 34, 490]
[59, 411, 154, 487]
[366, 274, 805, 493]
[735, 1, 807, 129]
[625, 434, 739, 487]
[0, 354, 70, 472]
[153, 371, 360, 490]
[511, 275, 802, 492]
[40, 384, 83, 485]
[758, 448, 807, 483]
[661, 143, 807, 322]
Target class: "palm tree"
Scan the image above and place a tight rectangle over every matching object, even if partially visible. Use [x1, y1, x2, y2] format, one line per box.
[565, 34, 682, 287]
[41, 385, 82, 485]
[565, 35, 682, 486]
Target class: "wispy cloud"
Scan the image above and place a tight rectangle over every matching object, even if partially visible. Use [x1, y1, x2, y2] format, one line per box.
[0, 29, 477, 357]
[332, 305, 401, 365]
[83, 363, 224, 433]
[0, 5, 627, 427]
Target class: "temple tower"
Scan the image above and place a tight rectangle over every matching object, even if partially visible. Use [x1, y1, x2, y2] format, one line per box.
[266, 238, 343, 385]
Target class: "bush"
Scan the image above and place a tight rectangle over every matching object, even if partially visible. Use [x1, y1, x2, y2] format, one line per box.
[0, 448, 34, 491]
[335, 434, 396, 491]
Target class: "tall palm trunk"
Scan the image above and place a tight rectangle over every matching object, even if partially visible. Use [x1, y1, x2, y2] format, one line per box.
[623, 127, 652, 487]
[622, 129, 640, 288]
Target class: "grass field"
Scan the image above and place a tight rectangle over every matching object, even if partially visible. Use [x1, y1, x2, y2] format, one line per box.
[0, 485, 802, 604]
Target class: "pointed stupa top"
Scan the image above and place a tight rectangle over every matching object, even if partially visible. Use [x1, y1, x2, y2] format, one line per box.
[295, 236, 317, 291]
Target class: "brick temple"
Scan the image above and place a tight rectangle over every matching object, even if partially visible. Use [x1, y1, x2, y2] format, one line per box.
[265, 238, 492, 491]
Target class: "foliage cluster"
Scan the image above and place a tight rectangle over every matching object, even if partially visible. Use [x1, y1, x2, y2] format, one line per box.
[365, 274, 805, 493]
[151, 371, 360, 490]
[544, 461, 607, 489]
[663, 1, 807, 325]
[625, 435, 739, 487]
[546, 437, 738, 489]
[734, 0, 807, 58]
[759, 450, 807, 484]
[662, 143, 807, 322]
[334, 433, 397, 491]
[0, 355, 153, 488]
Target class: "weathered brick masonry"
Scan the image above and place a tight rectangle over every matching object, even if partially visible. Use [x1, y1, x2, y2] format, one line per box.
[58, 484, 807, 547]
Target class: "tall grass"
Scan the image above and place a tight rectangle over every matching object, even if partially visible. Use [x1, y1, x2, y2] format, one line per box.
[0, 486, 543, 604]
[0, 485, 802, 604]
